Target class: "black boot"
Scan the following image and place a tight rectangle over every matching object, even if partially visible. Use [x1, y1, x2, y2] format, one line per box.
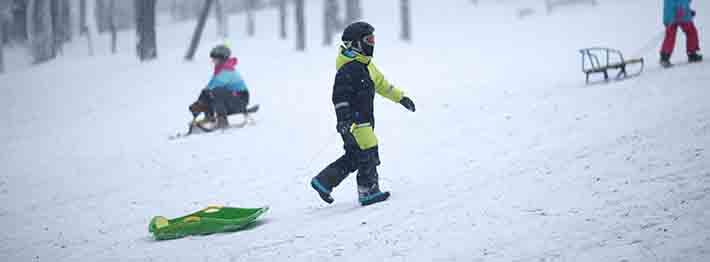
[355, 148, 389, 206]
[688, 52, 703, 63]
[358, 183, 390, 206]
[660, 53, 672, 68]
[311, 152, 358, 204]
[311, 177, 334, 204]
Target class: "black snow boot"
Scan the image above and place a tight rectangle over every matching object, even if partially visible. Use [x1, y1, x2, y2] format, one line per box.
[358, 183, 390, 206]
[660, 53, 673, 68]
[688, 52, 703, 63]
[311, 178, 334, 204]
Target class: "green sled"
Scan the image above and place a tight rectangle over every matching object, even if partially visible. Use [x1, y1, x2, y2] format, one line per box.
[149, 205, 269, 240]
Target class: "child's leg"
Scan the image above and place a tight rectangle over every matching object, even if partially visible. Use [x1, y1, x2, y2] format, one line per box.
[355, 147, 380, 192]
[209, 88, 232, 117]
[355, 147, 390, 205]
[195, 89, 217, 118]
[314, 149, 358, 191]
[226, 91, 250, 115]
[680, 22, 700, 54]
[312, 146, 358, 204]
[661, 24, 680, 56]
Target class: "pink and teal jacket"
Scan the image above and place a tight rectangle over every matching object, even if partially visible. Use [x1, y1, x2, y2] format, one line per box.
[206, 57, 248, 92]
[664, 0, 693, 26]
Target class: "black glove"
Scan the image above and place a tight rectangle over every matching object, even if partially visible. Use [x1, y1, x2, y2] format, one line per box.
[336, 120, 352, 134]
[336, 120, 358, 146]
[400, 96, 416, 112]
[691, 10, 696, 17]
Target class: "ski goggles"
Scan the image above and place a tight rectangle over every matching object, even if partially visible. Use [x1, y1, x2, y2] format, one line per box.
[363, 34, 375, 46]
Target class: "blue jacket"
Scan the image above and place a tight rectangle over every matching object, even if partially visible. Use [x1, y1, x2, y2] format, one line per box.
[207, 58, 248, 92]
[664, 0, 693, 25]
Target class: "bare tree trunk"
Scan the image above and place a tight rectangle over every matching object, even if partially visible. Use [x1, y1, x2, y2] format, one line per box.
[7, 0, 28, 43]
[79, 0, 87, 35]
[246, 0, 255, 37]
[400, 0, 411, 41]
[28, 0, 56, 64]
[278, 0, 286, 39]
[333, 0, 342, 31]
[0, 0, 12, 72]
[344, 0, 361, 25]
[135, 0, 157, 61]
[50, 0, 65, 55]
[1, 21, 5, 45]
[1, 23, 5, 46]
[26, 0, 33, 43]
[0, 19, 4, 74]
[185, 0, 214, 61]
[295, 0, 305, 51]
[215, 0, 228, 38]
[109, 0, 116, 53]
[170, 0, 178, 21]
[48, 0, 71, 44]
[61, 0, 71, 42]
[1, 1, 9, 47]
[95, 0, 105, 32]
[323, 0, 335, 46]
[84, 0, 94, 55]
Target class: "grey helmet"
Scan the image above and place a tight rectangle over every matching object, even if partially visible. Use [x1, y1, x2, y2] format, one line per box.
[209, 45, 231, 61]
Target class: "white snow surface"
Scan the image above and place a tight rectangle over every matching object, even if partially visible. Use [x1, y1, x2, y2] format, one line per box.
[2, 0, 710, 261]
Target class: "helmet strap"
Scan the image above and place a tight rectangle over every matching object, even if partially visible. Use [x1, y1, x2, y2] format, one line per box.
[347, 41, 363, 54]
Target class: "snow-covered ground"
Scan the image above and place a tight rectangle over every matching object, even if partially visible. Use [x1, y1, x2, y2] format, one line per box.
[2, 0, 709, 261]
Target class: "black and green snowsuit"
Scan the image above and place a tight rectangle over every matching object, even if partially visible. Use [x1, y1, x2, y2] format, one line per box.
[311, 46, 409, 205]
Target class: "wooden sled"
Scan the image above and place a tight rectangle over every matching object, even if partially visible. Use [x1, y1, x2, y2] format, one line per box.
[579, 47, 644, 84]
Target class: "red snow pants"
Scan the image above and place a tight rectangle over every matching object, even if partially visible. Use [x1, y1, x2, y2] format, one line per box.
[660, 22, 700, 56]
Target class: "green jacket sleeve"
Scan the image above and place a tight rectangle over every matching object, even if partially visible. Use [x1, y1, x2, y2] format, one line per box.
[368, 63, 404, 103]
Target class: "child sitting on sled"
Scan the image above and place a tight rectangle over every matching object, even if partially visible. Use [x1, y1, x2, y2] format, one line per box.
[189, 45, 252, 130]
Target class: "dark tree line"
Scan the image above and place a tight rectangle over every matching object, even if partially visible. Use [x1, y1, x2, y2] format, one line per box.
[0, 0, 413, 72]
[322, 0, 410, 45]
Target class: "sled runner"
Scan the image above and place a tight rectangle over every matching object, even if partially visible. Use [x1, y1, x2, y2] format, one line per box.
[191, 104, 259, 133]
[579, 47, 644, 84]
[169, 104, 259, 140]
[149, 205, 269, 240]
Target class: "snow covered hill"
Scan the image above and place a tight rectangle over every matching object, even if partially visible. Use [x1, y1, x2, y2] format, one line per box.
[1, 0, 709, 261]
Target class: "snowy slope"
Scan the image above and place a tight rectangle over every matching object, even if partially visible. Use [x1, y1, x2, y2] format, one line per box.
[1, 0, 709, 261]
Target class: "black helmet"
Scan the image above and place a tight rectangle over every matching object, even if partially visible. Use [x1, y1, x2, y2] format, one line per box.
[341, 21, 375, 56]
[209, 45, 231, 60]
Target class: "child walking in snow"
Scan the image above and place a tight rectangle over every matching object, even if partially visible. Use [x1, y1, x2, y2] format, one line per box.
[310, 22, 416, 206]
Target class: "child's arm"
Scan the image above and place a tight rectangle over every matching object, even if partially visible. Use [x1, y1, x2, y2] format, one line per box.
[369, 63, 415, 112]
[368, 63, 405, 103]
